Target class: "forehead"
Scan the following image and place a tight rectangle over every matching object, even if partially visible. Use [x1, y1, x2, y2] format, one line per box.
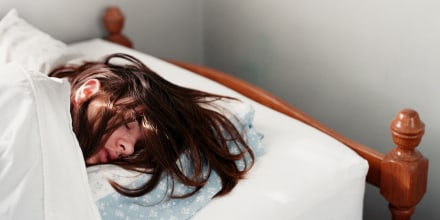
[84, 96, 142, 122]
[113, 96, 146, 112]
[119, 105, 146, 120]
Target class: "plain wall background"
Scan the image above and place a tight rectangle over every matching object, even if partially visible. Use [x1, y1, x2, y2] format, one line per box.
[1, 0, 438, 219]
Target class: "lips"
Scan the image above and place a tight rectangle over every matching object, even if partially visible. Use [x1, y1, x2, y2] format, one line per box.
[99, 148, 109, 163]
[107, 149, 119, 161]
[91, 148, 120, 164]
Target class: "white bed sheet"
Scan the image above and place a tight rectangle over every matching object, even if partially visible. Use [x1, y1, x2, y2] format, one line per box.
[69, 39, 369, 220]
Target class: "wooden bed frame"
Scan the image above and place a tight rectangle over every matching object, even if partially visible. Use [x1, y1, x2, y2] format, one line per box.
[103, 6, 428, 220]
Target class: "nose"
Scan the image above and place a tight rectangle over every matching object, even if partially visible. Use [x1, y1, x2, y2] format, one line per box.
[117, 139, 135, 157]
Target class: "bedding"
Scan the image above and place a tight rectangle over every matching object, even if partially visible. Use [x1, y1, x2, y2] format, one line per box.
[0, 8, 369, 220]
[0, 8, 266, 220]
[0, 9, 266, 220]
[70, 38, 370, 220]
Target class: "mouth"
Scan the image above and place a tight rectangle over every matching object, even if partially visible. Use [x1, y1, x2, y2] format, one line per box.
[105, 148, 119, 161]
[99, 148, 109, 163]
[94, 148, 119, 164]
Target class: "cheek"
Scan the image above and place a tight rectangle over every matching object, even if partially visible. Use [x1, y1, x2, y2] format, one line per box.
[104, 126, 132, 146]
[87, 99, 108, 121]
[104, 129, 123, 146]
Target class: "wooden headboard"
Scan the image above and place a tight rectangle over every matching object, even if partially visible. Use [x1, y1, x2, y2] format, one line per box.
[103, 6, 428, 220]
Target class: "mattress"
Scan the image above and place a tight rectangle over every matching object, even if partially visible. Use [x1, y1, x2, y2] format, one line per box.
[69, 38, 369, 220]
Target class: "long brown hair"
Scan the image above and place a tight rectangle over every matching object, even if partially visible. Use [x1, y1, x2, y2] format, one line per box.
[49, 53, 254, 198]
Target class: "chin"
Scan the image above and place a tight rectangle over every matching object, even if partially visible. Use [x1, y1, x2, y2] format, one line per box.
[85, 157, 98, 165]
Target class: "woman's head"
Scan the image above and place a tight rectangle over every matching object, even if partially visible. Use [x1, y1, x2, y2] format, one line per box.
[50, 53, 254, 198]
[51, 54, 158, 166]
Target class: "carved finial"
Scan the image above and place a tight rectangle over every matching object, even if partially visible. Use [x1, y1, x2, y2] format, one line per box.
[390, 109, 425, 152]
[103, 6, 133, 48]
[381, 108, 428, 220]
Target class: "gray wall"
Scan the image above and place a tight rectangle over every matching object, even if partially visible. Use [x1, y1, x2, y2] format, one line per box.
[202, 0, 439, 219]
[1, 0, 438, 219]
[0, 0, 204, 64]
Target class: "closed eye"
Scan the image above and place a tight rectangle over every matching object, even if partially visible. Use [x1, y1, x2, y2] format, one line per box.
[124, 120, 141, 132]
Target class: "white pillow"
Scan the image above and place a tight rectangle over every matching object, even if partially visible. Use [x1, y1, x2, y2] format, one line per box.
[0, 9, 82, 74]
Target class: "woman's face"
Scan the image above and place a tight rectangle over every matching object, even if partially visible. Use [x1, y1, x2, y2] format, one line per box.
[85, 120, 142, 165]
[72, 79, 143, 165]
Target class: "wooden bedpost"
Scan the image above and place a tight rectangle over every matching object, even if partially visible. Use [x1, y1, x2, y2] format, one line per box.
[381, 109, 428, 220]
[103, 6, 133, 48]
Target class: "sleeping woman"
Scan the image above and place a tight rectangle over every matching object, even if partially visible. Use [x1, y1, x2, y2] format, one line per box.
[49, 53, 256, 198]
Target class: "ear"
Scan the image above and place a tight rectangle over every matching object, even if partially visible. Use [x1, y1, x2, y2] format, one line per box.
[74, 79, 101, 104]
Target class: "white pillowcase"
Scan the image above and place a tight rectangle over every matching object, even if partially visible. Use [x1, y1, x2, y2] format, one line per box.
[0, 9, 82, 74]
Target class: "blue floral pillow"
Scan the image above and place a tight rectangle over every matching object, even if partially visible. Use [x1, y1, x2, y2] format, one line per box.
[87, 100, 264, 220]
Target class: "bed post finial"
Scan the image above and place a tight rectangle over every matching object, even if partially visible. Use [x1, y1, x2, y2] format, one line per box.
[103, 6, 133, 48]
[381, 109, 428, 220]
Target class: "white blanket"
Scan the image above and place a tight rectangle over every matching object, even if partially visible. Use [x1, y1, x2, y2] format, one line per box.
[0, 63, 101, 220]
